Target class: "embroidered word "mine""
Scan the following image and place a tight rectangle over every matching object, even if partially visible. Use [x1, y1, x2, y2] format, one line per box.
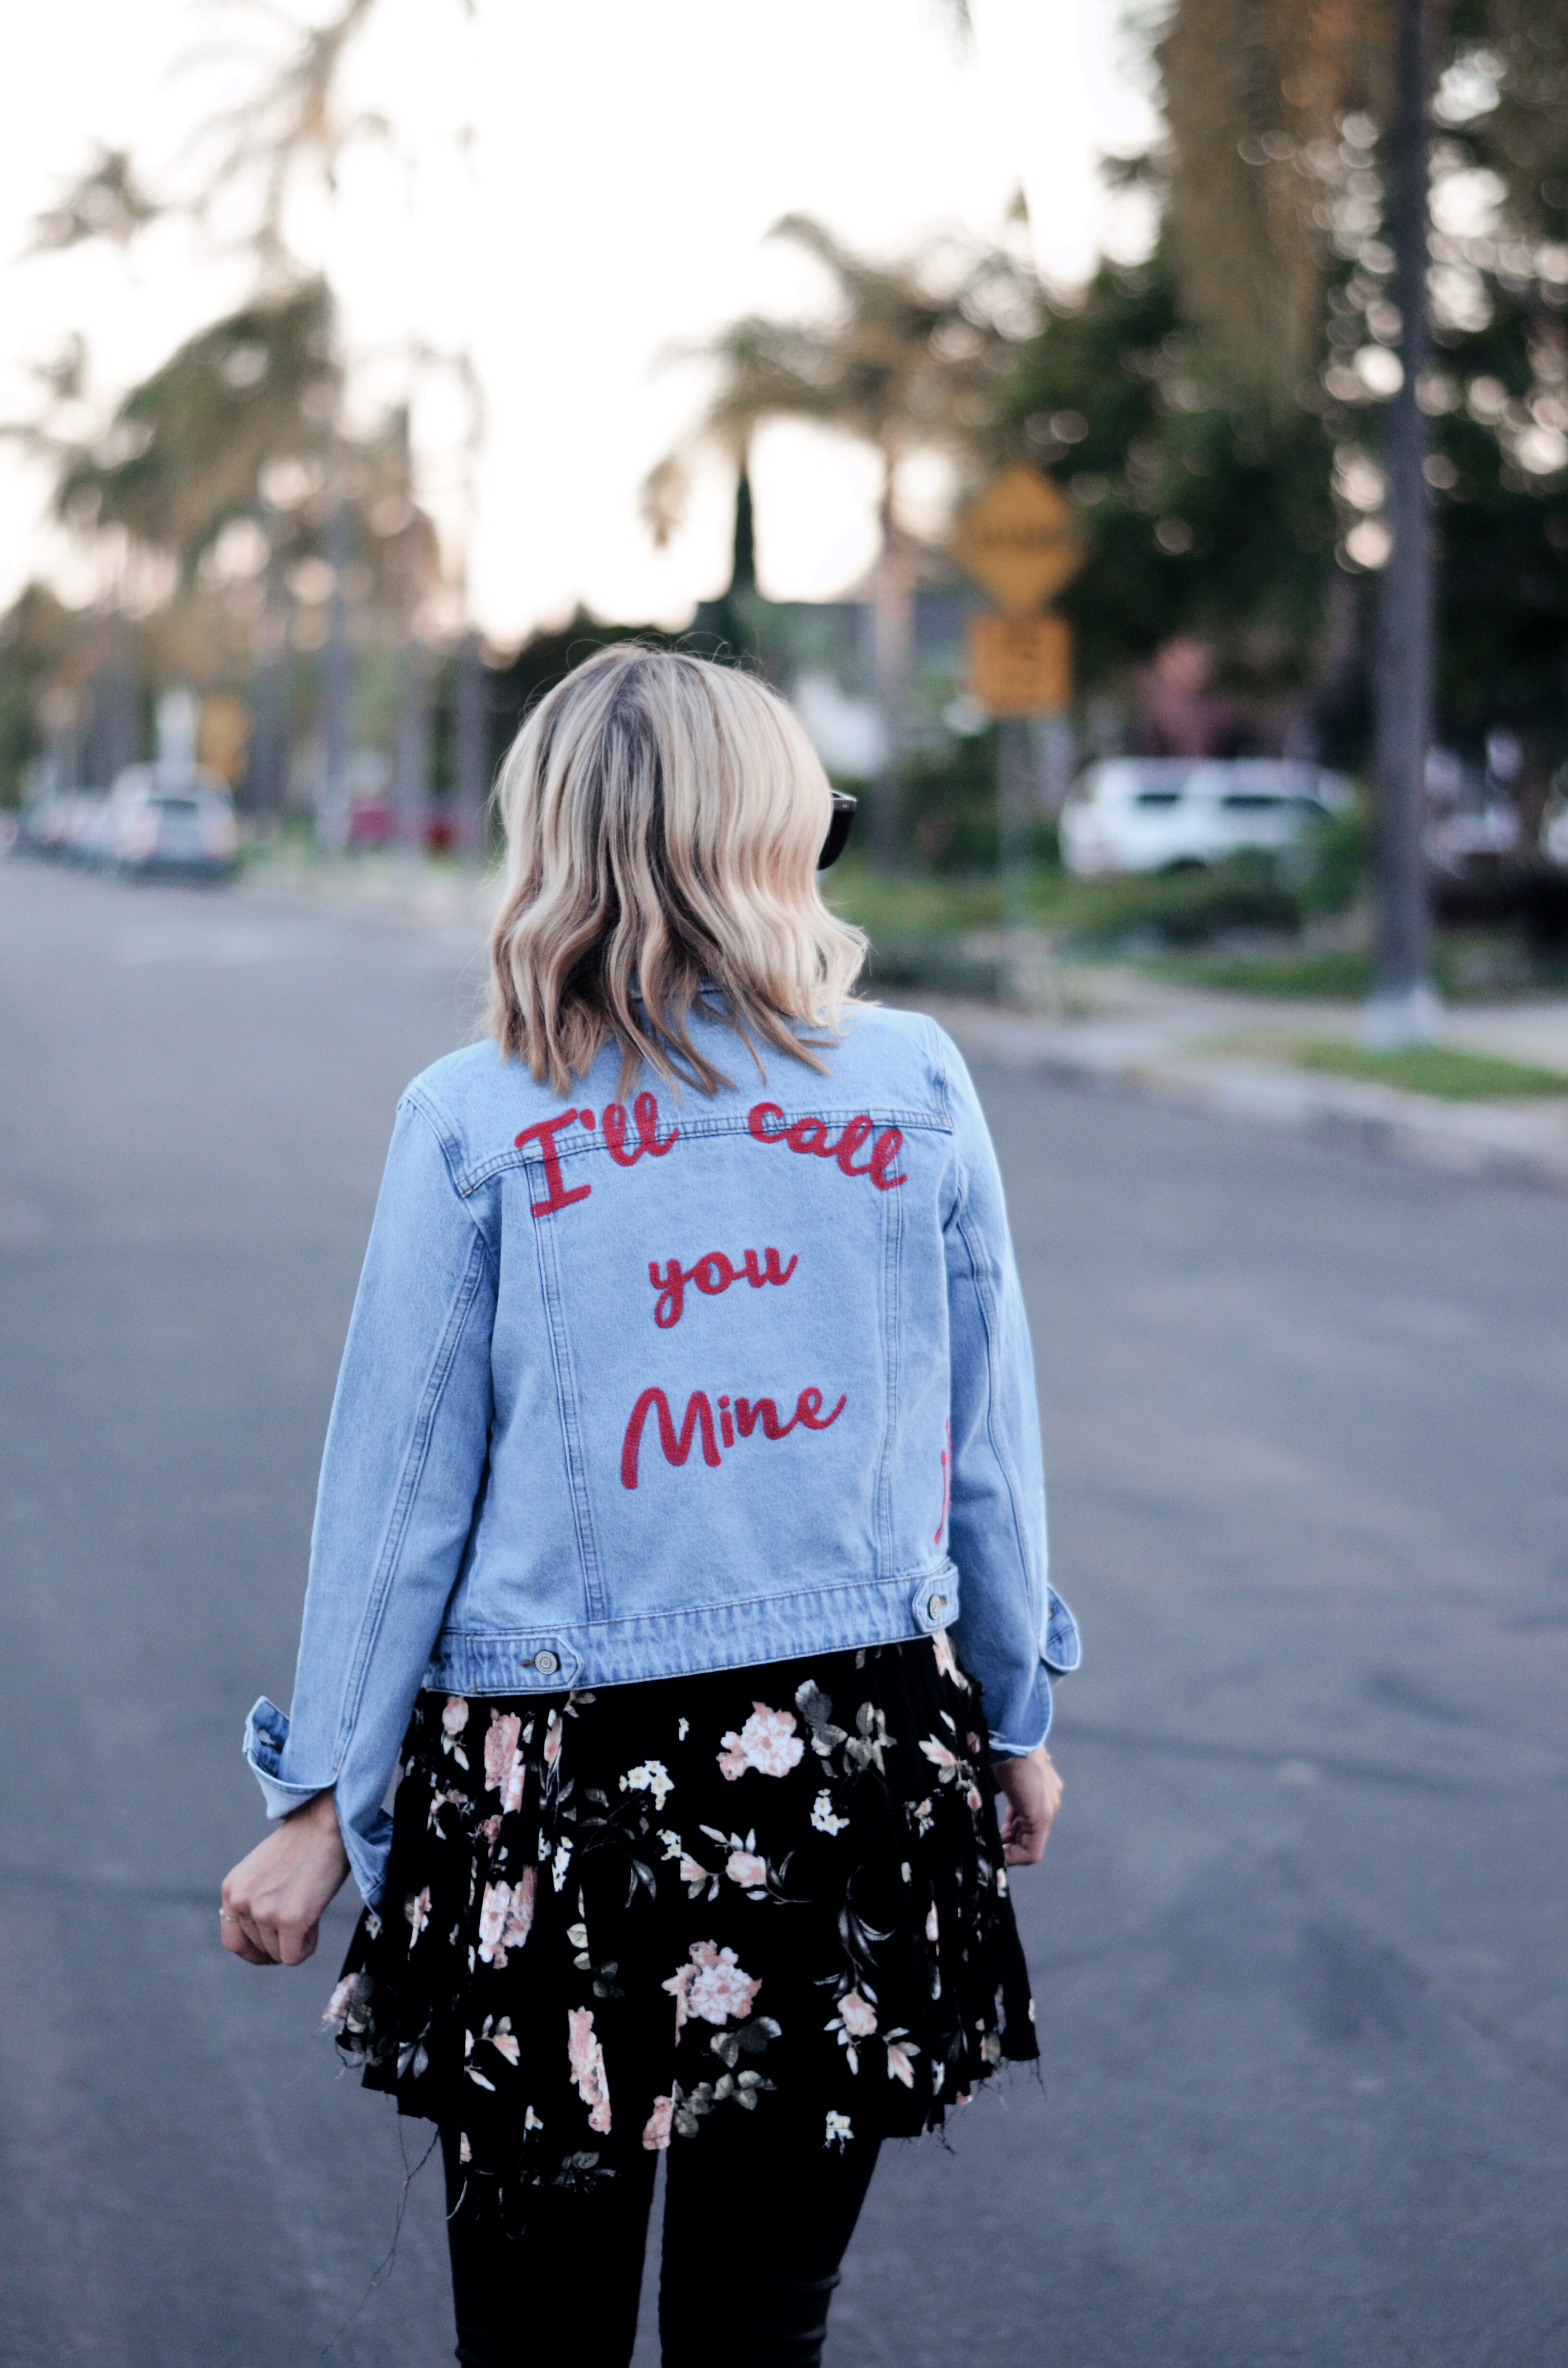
[620, 1384, 846, 1489]
[746, 1102, 907, 1190]
[513, 1092, 678, 1218]
[649, 1246, 797, 1329]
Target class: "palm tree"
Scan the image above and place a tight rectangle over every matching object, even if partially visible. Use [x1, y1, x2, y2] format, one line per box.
[646, 214, 1035, 867]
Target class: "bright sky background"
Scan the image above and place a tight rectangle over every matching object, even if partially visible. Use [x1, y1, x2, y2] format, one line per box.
[0, 0, 1158, 646]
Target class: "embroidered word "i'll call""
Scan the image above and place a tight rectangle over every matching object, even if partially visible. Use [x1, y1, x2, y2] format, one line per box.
[513, 1092, 678, 1218]
[746, 1102, 907, 1190]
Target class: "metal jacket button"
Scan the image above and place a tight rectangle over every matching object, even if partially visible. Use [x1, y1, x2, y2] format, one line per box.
[930, 1595, 948, 1616]
[533, 1649, 560, 1675]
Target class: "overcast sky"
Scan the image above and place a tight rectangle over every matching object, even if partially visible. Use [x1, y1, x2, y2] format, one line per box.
[0, 0, 1157, 645]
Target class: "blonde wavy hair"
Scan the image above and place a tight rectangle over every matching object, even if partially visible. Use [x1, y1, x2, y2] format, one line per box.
[487, 643, 867, 1097]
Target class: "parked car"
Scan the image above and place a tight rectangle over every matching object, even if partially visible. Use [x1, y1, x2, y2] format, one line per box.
[1059, 758, 1353, 878]
[14, 790, 112, 860]
[102, 764, 240, 878]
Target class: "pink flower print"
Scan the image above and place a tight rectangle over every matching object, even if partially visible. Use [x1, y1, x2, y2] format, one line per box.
[924, 1903, 940, 1944]
[886, 2040, 919, 2089]
[405, 1885, 431, 1943]
[441, 1696, 470, 1767]
[567, 2006, 612, 2134]
[718, 1703, 805, 1782]
[487, 2015, 520, 2067]
[483, 1711, 526, 1813]
[458, 2132, 472, 2164]
[642, 2095, 675, 2152]
[932, 1627, 963, 1686]
[918, 1737, 958, 1774]
[663, 1940, 761, 2031]
[840, 1989, 878, 2040]
[966, 1785, 983, 1813]
[726, 1848, 768, 1890]
[478, 1881, 513, 1966]
[481, 1815, 502, 1848]
[542, 1712, 563, 1771]
[505, 1864, 537, 1953]
[679, 1852, 711, 1885]
[478, 1873, 537, 1970]
[322, 1975, 356, 2030]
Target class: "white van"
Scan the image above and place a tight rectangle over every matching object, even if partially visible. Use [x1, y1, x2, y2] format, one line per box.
[1060, 758, 1353, 878]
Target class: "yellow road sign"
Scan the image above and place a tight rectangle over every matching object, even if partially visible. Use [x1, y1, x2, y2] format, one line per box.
[949, 464, 1085, 616]
[966, 611, 1073, 717]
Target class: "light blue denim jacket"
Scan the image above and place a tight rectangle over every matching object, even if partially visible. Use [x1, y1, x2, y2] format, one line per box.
[245, 1004, 1079, 1904]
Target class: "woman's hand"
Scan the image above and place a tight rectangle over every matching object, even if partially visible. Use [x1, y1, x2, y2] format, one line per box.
[220, 1789, 351, 1966]
[993, 1744, 1063, 1867]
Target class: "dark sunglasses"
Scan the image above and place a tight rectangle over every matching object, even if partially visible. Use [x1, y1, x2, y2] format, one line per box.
[817, 791, 857, 871]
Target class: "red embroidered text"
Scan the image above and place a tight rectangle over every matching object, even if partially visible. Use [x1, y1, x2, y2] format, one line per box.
[512, 1110, 594, 1218]
[514, 1092, 679, 1218]
[605, 1093, 679, 1168]
[649, 1246, 798, 1329]
[746, 1102, 907, 1190]
[935, 1418, 952, 1545]
[620, 1383, 846, 1488]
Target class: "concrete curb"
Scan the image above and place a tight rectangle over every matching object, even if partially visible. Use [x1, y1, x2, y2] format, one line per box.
[905, 994, 1568, 1193]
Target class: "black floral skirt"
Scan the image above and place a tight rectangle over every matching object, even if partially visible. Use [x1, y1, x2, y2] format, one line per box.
[327, 1632, 1037, 2195]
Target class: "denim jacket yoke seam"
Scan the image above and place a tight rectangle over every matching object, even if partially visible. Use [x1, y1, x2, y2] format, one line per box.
[449, 1100, 955, 1196]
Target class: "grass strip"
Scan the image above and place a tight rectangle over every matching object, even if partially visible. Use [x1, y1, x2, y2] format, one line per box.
[1293, 1040, 1568, 1099]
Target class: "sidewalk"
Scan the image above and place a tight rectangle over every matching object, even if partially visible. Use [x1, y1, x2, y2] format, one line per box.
[238, 857, 1568, 1192]
[907, 963, 1568, 1192]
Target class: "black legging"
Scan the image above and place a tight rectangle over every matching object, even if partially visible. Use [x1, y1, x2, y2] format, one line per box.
[440, 2117, 881, 2368]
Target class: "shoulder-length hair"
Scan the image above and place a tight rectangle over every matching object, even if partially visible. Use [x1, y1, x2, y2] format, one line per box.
[487, 644, 867, 1097]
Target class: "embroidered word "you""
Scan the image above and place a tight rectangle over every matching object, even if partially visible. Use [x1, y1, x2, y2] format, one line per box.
[649, 1246, 797, 1330]
[621, 1384, 846, 1489]
[746, 1103, 907, 1191]
[514, 1092, 678, 1219]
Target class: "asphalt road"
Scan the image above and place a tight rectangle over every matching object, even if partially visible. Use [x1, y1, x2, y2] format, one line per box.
[2, 857, 1565, 2368]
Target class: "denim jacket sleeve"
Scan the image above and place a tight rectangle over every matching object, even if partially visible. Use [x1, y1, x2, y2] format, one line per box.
[243, 1094, 496, 1903]
[934, 1025, 1079, 1755]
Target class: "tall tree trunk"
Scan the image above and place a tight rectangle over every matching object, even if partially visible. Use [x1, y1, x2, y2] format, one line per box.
[317, 487, 353, 853]
[1367, 0, 1437, 1043]
[451, 628, 489, 861]
[247, 509, 290, 822]
[730, 461, 756, 599]
[390, 634, 430, 854]
[870, 454, 914, 872]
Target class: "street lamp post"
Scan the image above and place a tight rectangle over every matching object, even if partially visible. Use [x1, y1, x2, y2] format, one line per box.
[1366, 0, 1439, 1046]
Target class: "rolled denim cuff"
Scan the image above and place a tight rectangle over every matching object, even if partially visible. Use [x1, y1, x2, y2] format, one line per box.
[243, 1696, 330, 1822]
[988, 1662, 1055, 1758]
[1042, 1586, 1082, 1676]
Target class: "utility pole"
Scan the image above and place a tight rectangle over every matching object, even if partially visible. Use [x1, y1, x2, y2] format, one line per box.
[1366, 0, 1438, 1045]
